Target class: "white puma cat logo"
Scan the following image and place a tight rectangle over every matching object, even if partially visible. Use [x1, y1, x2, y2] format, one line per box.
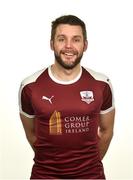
[42, 95, 54, 104]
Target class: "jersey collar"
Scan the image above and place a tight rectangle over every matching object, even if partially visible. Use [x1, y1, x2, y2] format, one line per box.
[48, 65, 82, 85]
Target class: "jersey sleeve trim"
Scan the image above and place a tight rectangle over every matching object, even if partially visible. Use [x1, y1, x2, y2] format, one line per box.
[100, 106, 115, 114]
[19, 111, 35, 118]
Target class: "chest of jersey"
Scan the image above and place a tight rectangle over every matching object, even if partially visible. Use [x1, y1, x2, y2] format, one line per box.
[29, 72, 105, 147]
[31, 77, 104, 117]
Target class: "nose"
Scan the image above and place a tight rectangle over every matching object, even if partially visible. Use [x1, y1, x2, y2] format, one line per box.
[65, 39, 72, 48]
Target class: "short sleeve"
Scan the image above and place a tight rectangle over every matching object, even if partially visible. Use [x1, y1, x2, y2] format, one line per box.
[100, 79, 115, 114]
[18, 83, 35, 118]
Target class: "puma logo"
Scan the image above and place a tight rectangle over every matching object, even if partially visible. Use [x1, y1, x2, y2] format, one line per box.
[42, 95, 54, 104]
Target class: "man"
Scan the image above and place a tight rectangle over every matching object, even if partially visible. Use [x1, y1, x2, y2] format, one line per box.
[19, 15, 115, 179]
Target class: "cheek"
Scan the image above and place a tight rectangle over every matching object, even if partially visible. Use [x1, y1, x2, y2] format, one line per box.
[53, 43, 64, 52]
[77, 46, 85, 54]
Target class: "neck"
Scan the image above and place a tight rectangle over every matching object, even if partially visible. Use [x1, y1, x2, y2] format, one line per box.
[51, 62, 81, 82]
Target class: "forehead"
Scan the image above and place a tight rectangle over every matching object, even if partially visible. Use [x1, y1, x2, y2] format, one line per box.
[55, 24, 83, 37]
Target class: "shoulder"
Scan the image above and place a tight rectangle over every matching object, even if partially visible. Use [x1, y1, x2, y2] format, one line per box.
[21, 68, 47, 87]
[83, 67, 111, 85]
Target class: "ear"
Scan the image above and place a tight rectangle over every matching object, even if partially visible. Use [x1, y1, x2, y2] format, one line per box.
[83, 40, 88, 52]
[50, 40, 54, 50]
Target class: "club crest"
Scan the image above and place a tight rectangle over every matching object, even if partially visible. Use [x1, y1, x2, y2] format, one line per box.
[80, 91, 94, 104]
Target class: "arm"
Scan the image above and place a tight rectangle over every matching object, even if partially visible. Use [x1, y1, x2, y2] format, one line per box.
[20, 113, 36, 151]
[98, 109, 115, 160]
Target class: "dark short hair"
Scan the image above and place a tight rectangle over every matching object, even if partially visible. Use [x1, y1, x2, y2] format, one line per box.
[51, 15, 87, 41]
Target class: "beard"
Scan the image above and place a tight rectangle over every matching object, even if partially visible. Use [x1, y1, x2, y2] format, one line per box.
[54, 50, 83, 70]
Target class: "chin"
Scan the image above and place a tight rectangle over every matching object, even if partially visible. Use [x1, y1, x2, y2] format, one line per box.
[54, 52, 82, 69]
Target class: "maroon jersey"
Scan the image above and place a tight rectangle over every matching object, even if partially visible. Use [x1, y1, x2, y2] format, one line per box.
[19, 66, 114, 179]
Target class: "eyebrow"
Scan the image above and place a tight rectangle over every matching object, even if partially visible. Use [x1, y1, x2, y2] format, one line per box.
[56, 34, 82, 39]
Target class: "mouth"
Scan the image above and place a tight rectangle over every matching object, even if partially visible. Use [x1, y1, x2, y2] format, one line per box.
[61, 50, 77, 58]
[63, 52, 75, 57]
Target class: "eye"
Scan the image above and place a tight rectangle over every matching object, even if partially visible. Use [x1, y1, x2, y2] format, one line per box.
[58, 38, 65, 42]
[73, 38, 81, 42]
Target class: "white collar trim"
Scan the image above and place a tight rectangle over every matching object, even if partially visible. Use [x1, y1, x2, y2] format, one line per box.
[48, 65, 82, 85]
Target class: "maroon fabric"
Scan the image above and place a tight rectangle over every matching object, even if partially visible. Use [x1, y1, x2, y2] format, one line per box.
[20, 67, 113, 179]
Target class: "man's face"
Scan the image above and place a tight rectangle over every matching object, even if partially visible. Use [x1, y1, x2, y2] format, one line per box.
[51, 24, 88, 69]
